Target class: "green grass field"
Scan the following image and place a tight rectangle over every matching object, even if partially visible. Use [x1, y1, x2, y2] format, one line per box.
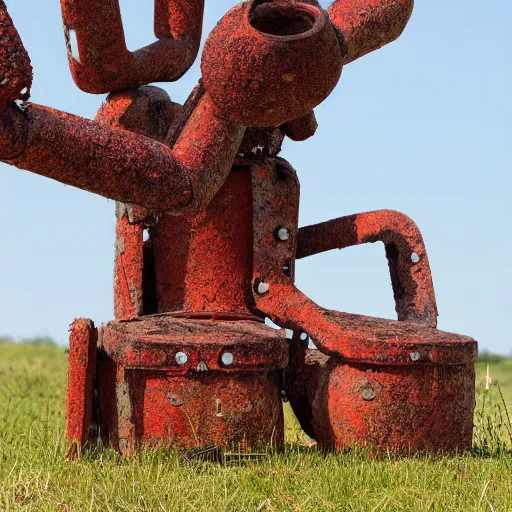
[0, 343, 511, 511]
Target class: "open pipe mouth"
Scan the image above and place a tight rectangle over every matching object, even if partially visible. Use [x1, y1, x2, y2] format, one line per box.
[249, 0, 319, 37]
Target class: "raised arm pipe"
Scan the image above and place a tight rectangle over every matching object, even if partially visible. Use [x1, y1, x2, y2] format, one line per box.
[61, 0, 205, 93]
[0, 94, 244, 214]
[327, 0, 414, 65]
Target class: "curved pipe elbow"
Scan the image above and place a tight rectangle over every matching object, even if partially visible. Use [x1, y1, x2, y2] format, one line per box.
[296, 209, 438, 327]
[61, 0, 205, 94]
[154, 0, 204, 61]
[327, 0, 414, 65]
[0, 93, 244, 216]
[171, 93, 246, 215]
[297, 209, 424, 259]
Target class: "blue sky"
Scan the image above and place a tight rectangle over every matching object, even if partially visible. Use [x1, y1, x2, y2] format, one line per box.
[0, 0, 510, 354]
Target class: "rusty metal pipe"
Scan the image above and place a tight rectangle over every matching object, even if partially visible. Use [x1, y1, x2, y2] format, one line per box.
[327, 0, 414, 65]
[61, 0, 205, 93]
[93, 86, 180, 320]
[0, 94, 245, 214]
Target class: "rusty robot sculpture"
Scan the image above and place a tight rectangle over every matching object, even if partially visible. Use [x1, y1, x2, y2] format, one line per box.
[0, 0, 476, 456]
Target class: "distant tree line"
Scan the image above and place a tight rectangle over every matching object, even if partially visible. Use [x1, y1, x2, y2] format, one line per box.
[476, 350, 510, 363]
[0, 335, 56, 346]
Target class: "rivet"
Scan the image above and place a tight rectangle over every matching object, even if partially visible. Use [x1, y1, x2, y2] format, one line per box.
[256, 281, 270, 295]
[221, 352, 234, 366]
[410, 352, 421, 362]
[361, 384, 376, 401]
[175, 351, 188, 365]
[168, 394, 183, 407]
[197, 361, 208, 372]
[276, 227, 290, 241]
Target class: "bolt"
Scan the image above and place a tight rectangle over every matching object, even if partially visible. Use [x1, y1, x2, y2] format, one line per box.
[175, 351, 188, 365]
[410, 352, 421, 362]
[361, 384, 376, 401]
[168, 394, 183, 407]
[255, 280, 270, 296]
[221, 352, 234, 366]
[276, 227, 290, 241]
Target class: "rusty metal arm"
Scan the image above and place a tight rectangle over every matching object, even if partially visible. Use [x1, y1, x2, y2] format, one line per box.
[0, 94, 245, 213]
[0, 2, 244, 214]
[250, 165, 474, 365]
[327, 0, 414, 65]
[61, 0, 205, 93]
[296, 210, 438, 326]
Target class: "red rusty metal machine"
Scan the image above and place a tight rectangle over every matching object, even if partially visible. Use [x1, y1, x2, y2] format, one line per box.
[0, 0, 477, 456]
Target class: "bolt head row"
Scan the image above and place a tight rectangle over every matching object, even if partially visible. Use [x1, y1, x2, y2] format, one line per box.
[175, 351, 234, 367]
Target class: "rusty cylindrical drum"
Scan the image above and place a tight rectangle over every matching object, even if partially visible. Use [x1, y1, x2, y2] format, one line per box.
[94, 315, 288, 454]
[285, 324, 476, 454]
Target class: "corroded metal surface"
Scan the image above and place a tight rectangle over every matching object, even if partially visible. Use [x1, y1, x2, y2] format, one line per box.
[94, 87, 177, 320]
[251, 163, 476, 452]
[103, 315, 288, 371]
[328, 0, 414, 65]
[202, 0, 343, 127]
[98, 316, 287, 452]
[0, 94, 245, 213]
[60, 0, 205, 93]
[0, 0, 477, 456]
[0, 2, 31, 110]
[297, 210, 438, 326]
[153, 170, 256, 316]
[66, 319, 98, 456]
[285, 342, 475, 454]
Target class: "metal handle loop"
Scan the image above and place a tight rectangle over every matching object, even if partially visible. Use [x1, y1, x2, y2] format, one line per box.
[296, 210, 438, 327]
